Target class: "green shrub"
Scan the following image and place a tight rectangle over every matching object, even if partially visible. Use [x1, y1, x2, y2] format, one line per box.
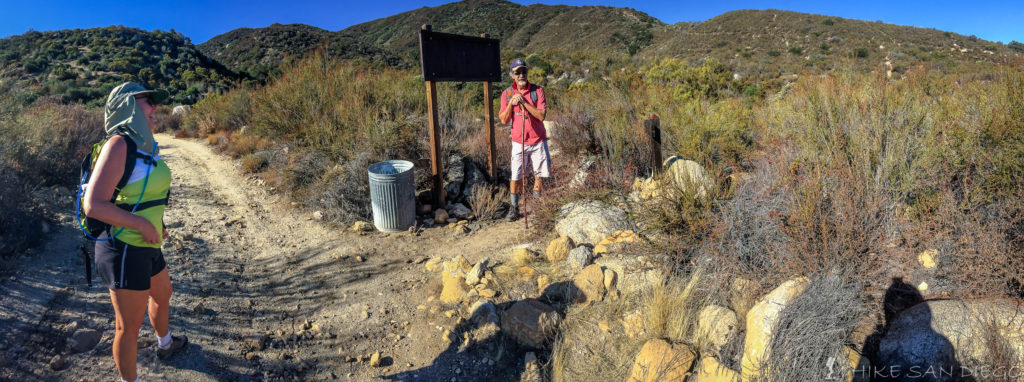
[789, 47, 802, 55]
[855, 47, 869, 58]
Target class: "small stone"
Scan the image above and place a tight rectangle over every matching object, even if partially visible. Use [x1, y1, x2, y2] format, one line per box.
[511, 248, 536, 265]
[918, 249, 938, 269]
[68, 328, 102, 353]
[918, 281, 929, 291]
[598, 321, 611, 332]
[480, 289, 497, 298]
[424, 257, 444, 272]
[369, 351, 382, 367]
[567, 246, 593, 271]
[355, 255, 365, 262]
[417, 305, 427, 310]
[49, 354, 65, 370]
[444, 310, 457, 318]
[545, 236, 574, 263]
[351, 221, 373, 232]
[434, 209, 450, 222]
[245, 352, 257, 360]
[312, 211, 325, 221]
[465, 259, 489, 286]
[361, 311, 370, 320]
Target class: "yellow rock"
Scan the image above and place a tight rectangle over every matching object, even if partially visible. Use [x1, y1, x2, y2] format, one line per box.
[593, 244, 609, 255]
[623, 312, 645, 339]
[844, 346, 871, 382]
[439, 273, 467, 304]
[694, 356, 740, 382]
[517, 266, 537, 281]
[369, 351, 382, 367]
[918, 249, 938, 269]
[741, 277, 810, 382]
[598, 321, 611, 332]
[416, 305, 427, 310]
[537, 274, 551, 291]
[351, 221, 374, 232]
[452, 255, 473, 273]
[512, 248, 537, 266]
[594, 230, 638, 255]
[545, 236, 574, 263]
[695, 305, 739, 351]
[480, 288, 497, 298]
[917, 281, 928, 291]
[424, 257, 443, 272]
[627, 339, 696, 382]
[444, 310, 457, 318]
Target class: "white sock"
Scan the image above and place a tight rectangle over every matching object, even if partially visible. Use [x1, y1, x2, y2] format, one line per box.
[121, 377, 139, 382]
[158, 332, 173, 349]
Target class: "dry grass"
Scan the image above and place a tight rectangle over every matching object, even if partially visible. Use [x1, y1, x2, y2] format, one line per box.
[468, 183, 508, 221]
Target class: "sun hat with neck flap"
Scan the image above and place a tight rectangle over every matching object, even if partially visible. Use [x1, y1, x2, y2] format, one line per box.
[104, 82, 169, 156]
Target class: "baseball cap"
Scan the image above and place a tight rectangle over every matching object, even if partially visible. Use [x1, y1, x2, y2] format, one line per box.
[509, 58, 528, 72]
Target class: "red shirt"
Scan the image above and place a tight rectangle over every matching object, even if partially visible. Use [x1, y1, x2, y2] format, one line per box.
[501, 82, 547, 145]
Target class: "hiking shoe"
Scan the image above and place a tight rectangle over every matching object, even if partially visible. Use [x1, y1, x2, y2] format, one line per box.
[504, 207, 520, 222]
[158, 335, 188, 360]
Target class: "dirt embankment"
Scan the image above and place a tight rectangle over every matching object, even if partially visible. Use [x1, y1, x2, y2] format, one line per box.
[0, 134, 538, 381]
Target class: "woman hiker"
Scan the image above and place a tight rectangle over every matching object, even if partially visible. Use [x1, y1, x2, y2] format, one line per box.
[83, 82, 187, 382]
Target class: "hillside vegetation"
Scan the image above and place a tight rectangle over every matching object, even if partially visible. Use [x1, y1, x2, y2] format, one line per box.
[0, 26, 237, 106]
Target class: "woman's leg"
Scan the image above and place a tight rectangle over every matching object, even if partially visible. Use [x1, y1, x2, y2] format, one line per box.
[147, 268, 172, 336]
[110, 288, 150, 381]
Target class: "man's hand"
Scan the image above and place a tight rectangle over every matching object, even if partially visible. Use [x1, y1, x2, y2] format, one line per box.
[510, 93, 523, 106]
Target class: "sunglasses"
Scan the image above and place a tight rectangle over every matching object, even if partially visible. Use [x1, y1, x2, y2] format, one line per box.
[512, 69, 528, 76]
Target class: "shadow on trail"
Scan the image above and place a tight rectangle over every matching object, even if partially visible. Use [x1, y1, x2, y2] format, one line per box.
[384, 281, 585, 381]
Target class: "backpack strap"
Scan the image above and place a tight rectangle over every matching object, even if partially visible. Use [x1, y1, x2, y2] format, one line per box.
[529, 84, 538, 104]
[114, 134, 138, 195]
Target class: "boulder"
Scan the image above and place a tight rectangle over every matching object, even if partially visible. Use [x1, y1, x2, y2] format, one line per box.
[434, 209, 450, 223]
[593, 229, 640, 255]
[465, 258, 489, 286]
[501, 299, 560, 348]
[741, 277, 810, 381]
[439, 256, 473, 304]
[695, 305, 739, 352]
[350, 221, 374, 232]
[594, 256, 662, 297]
[424, 257, 443, 272]
[450, 203, 472, 219]
[555, 200, 630, 245]
[444, 153, 467, 202]
[694, 356, 740, 382]
[628, 339, 696, 382]
[171, 105, 191, 117]
[572, 264, 606, 303]
[567, 246, 594, 271]
[877, 299, 1024, 380]
[632, 156, 713, 201]
[545, 236, 574, 263]
[69, 328, 102, 353]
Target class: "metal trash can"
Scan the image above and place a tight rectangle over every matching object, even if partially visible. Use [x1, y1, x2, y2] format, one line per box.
[368, 160, 416, 232]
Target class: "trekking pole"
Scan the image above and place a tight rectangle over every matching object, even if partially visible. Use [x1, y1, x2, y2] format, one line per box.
[520, 103, 528, 229]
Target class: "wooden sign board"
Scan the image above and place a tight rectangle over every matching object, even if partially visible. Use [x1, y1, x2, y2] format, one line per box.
[419, 29, 501, 82]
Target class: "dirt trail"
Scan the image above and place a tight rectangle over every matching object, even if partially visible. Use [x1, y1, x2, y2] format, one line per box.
[1, 134, 537, 381]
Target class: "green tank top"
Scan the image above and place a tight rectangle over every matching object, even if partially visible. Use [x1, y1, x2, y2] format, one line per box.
[111, 150, 171, 248]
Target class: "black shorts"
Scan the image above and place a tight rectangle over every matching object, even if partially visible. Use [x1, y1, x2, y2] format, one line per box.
[94, 234, 167, 291]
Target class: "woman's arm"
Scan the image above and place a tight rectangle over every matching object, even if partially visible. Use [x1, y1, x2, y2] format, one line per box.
[82, 135, 160, 244]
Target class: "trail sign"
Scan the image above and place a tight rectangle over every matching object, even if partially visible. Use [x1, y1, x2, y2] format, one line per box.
[419, 29, 501, 82]
[419, 25, 500, 209]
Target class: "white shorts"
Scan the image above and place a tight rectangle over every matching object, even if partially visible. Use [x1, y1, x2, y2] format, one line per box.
[510, 141, 551, 180]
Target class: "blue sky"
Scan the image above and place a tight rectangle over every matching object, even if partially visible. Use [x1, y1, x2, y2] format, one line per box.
[2, 0, 1020, 44]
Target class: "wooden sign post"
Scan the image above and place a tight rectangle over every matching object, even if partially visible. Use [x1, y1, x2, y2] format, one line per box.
[644, 115, 662, 176]
[419, 25, 501, 209]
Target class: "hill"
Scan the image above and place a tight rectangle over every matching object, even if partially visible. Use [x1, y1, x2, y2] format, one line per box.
[199, 0, 663, 73]
[199, 2, 1019, 82]
[0, 26, 238, 106]
[643, 9, 1018, 78]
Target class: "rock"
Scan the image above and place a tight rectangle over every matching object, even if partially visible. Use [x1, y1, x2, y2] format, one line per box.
[245, 352, 257, 361]
[693, 356, 740, 382]
[545, 236, 574, 263]
[843, 346, 871, 382]
[918, 249, 938, 269]
[521, 352, 543, 382]
[434, 209, 450, 223]
[354, 255, 365, 262]
[49, 354, 65, 370]
[594, 257, 663, 297]
[351, 221, 373, 232]
[572, 264, 606, 303]
[440, 273, 467, 304]
[465, 258, 489, 286]
[312, 210, 324, 221]
[877, 299, 1024, 379]
[604, 269, 618, 290]
[517, 266, 537, 281]
[741, 277, 810, 381]
[598, 321, 611, 332]
[567, 246, 594, 271]
[695, 305, 739, 352]
[537, 275, 551, 291]
[171, 105, 191, 117]
[450, 203, 472, 219]
[623, 311, 646, 339]
[424, 257, 443, 272]
[555, 200, 630, 245]
[69, 328, 102, 353]
[369, 351, 382, 367]
[628, 339, 696, 382]
[593, 229, 640, 255]
[633, 156, 713, 201]
[444, 153, 467, 201]
[512, 248, 537, 265]
[469, 300, 499, 326]
[501, 299, 560, 348]
[729, 278, 758, 319]
[917, 281, 929, 291]
[480, 289, 497, 298]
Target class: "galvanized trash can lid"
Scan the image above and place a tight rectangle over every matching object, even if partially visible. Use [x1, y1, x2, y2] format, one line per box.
[368, 160, 414, 176]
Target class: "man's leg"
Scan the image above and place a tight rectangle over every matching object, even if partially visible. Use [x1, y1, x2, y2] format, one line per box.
[507, 142, 525, 221]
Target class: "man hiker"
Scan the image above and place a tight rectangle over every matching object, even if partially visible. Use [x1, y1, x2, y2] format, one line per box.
[499, 58, 549, 221]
